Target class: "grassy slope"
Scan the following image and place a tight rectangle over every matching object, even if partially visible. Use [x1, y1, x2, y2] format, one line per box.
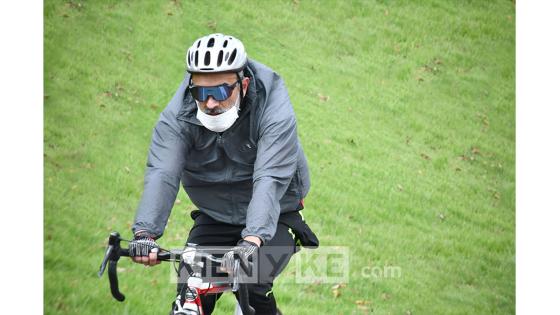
[44, 0, 515, 314]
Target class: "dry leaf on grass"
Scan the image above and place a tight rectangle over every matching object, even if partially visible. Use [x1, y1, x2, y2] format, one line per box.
[318, 94, 330, 102]
[420, 153, 431, 160]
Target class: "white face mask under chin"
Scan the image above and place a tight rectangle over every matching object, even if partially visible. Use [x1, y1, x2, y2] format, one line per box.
[196, 95, 240, 133]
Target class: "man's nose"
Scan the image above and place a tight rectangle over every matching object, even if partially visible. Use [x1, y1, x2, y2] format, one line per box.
[205, 96, 220, 109]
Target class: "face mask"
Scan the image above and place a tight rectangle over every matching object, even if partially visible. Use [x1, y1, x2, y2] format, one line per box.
[196, 95, 240, 133]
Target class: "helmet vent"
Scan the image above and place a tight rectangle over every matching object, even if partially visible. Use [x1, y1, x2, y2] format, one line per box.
[228, 48, 237, 65]
[207, 38, 215, 48]
[196, 40, 201, 48]
[217, 50, 223, 67]
[204, 51, 211, 66]
[187, 52, 191, 66]
[194, 51, 199, 66]
[223, 40, 228, 48]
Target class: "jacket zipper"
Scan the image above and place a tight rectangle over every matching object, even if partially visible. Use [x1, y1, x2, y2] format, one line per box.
[216, 133, 233, 184]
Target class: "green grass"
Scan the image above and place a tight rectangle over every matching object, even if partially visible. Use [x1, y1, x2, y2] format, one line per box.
[44, 0, 515, 314]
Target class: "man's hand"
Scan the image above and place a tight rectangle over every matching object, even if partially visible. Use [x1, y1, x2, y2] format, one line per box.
[128, 232, 161, 266]
[221, 239, 259, 273]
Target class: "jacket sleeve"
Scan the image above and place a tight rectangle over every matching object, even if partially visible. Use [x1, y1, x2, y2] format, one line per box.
[241, 76, 299, 243]
[131, 108, 189, 240]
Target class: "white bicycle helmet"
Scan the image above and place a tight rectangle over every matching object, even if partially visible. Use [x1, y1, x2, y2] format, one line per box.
[186, 33, 248, 73]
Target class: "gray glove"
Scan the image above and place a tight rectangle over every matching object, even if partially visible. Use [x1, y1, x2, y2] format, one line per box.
[128, 232, 160, 257]
[221, 239, 258, 273]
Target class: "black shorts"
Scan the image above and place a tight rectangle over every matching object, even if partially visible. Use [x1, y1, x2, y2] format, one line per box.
[174, 210, 317, 314]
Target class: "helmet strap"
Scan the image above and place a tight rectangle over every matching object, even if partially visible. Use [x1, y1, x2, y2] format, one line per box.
[236, 71, 245, 111]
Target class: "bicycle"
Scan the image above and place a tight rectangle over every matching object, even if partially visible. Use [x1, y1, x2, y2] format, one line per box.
[98, 231, 256, 315]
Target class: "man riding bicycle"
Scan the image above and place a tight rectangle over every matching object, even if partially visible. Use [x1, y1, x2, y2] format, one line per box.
[127, 33, 318, 315]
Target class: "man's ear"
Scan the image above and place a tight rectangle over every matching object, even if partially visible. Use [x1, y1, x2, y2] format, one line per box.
[242, 77, 250, 95]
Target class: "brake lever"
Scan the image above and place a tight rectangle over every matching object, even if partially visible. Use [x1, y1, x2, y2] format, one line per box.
[98, 244, 114, 277]
[231, 259, 240, 292]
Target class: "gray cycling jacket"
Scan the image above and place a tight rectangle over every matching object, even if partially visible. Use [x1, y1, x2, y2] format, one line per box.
[132, 59, 310, 243]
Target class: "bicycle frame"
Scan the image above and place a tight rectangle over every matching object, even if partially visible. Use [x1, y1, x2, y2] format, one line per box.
[98, 232, 255, 315]
[172, 278, 234, 314]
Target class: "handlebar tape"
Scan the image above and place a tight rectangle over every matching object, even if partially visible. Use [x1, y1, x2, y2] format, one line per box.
[108, 260, 125, 302]
[239, 283, 256, 315]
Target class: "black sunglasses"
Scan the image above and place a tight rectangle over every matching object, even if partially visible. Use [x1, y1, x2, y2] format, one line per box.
[189, 82, 239, 102]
